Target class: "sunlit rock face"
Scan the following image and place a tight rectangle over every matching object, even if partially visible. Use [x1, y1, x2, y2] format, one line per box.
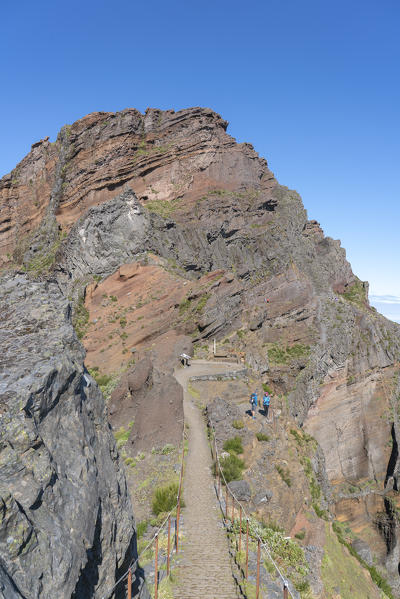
[1, 105, 400, 597]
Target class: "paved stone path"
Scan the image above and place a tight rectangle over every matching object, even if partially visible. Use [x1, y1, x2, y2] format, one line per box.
[173, 361, 241, 599]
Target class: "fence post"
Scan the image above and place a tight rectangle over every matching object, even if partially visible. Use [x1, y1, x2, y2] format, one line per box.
[176, 442, 184, 553]
[256, 538, 261, 599]
[127, 569, 132, 599]
[231, 494, 234, 523]
[245, 518, 249, 579]
[176, 500, 181, 553]
[167, 515, 171, 576]
[225, 485, 229, 521]
[217, 468, 221, 498]
[283, 582, 289, 599]
[154, 534, 159, 599]
[239, 506, 242, 552]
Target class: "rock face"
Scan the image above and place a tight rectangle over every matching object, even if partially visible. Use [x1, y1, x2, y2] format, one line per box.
[109, 332, 191, 452]
[1, 105, 400, 596]
[0, 274, 135, 599]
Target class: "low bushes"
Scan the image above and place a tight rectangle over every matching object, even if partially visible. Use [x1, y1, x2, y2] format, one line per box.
[152, 482, 179, 516]
[223, 436, 243, 454]
[220, 453, 245, 483]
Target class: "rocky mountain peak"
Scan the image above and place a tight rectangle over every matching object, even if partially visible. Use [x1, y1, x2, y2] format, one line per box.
[1, 106, 400, 598]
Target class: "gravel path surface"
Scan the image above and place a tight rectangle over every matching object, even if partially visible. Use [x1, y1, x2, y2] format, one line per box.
[173, 361, 241, 599]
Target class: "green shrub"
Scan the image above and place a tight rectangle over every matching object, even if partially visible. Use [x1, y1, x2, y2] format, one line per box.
[195, 293, 210, 313]
[268, 343, 310, 365]
[232, 420, 244, 430]
[233, 515, 308, 584]
[95, 373, 113, 388]
[276, 465, 292, 487]
[260, 519, 284, 533]
[136, 520, 148, 539]
[294, 580, 310, 593]
[262, 383, 273, 394]
[341, 279, 366, 307]
[302, 457, 321, 502]
[88, 367, 118, 399]
[313, 503, 328, 519]
[295, 530, 306, 540]
[114, 428, 131, 448]
[256, 432, 270, 442]
[160, 444, 175, 455]
[223, 436, 244, 454]
[179, 298, 191, 315]
[113, 421, 134, 449]
[220, 453, 245, 483]
[73, 295, 90, 339]
[145, 196, 183, 218]
[152, 483, 179, 515]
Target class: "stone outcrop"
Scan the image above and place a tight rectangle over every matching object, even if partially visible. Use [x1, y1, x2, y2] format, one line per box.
[0, 274, 135, 598]
[109, 332, 191, 452]
[1, 105, 400, 597]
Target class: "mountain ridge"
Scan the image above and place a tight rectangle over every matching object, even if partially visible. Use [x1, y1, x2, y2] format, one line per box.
[1, 106, 400, 598]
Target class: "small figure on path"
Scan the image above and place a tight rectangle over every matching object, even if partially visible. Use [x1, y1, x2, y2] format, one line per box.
[263, 392, 271, 417]
[180, 353, 191, 367]
[250, 391, 258, 419]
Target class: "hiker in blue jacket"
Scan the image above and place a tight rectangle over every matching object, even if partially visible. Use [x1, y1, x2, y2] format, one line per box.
[250, 391, 258, 419]
[263, 392, 271, 417]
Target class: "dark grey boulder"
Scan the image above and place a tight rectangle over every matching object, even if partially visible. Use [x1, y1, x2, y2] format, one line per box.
[228, 480, 251, 502]
[253, 489, 273, 505]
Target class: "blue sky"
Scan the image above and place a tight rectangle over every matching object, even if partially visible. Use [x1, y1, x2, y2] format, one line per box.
[1, 1, 399, 315]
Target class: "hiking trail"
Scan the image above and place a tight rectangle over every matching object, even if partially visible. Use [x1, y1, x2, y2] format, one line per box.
[173, 360, 244, 599]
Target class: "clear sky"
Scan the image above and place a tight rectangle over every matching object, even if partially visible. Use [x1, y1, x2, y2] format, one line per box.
[1, 1, 399, 306]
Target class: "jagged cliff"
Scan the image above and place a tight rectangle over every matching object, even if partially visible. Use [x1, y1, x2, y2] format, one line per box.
[1, 106, 400, 597]
[0, 274, 136, 599]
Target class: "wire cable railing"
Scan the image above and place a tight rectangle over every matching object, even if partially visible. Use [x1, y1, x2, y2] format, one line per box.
[209, 423, 295, 599]
[102, 427, 186, 599]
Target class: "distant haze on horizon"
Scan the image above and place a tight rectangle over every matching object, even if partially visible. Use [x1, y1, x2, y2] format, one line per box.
[369, 295, 400, 324]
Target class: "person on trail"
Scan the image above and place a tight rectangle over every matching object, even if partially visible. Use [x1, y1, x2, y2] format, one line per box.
[250, 391, 258, 419]
[263, 392, 271, 417]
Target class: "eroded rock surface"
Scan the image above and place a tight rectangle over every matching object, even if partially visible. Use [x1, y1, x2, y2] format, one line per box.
[0, 274, 135, 598]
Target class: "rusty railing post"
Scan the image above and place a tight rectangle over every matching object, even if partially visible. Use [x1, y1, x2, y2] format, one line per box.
[154, 534, 159, 599]
[245, 518, 249, 579]
[176, 440, 184, 554]
[127, 568, 132, 599]
[256, 538, 261, 599]
[176, 499, 181, 553]
[231, 493, 234, 523]
[217, 468, 221, 498]
[283, 582, 289, 599]
[167, 515, 171, 575]
[239, 505, 242, 552]
[225, 484, 229, 521]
